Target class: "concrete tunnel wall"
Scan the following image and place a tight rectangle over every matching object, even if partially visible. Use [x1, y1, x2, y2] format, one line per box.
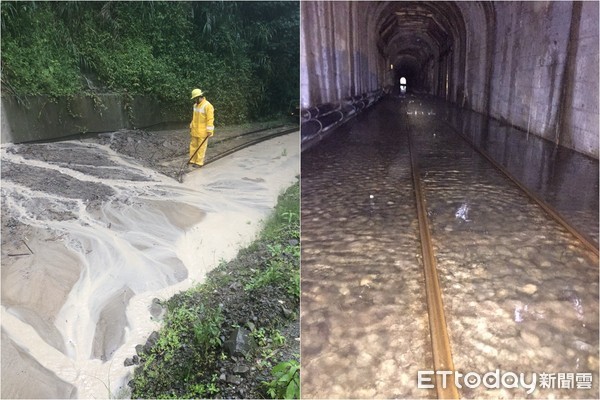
[300, 1, 599, 159]
[488, 1, 599, 158]
[300, 1, 385, 108]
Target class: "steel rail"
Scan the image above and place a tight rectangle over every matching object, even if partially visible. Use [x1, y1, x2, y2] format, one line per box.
[407, 130, 460, 399]
[204, 127, 298, 166]
[446, 123, 599, 260]
[213, 124, 289, 145]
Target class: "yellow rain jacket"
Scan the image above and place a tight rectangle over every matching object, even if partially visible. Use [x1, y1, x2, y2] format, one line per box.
[190, 98, 215, 137]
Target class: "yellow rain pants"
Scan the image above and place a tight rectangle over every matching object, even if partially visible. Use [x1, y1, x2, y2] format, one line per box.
[189, 98, 215, 166]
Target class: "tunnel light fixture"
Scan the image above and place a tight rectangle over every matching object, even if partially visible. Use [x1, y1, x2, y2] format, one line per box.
[390, 64, 394, 70]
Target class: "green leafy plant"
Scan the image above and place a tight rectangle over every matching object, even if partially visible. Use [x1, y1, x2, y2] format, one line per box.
[272, 329, 286, 347]
[281, 211, 297, 225]
[264, 360, 300, 399]
[244, 260, 285, 291]
[266, 243, 284, 257]
[288, 269, 300, 300]
[257, 348, 277, 370]
[193, 306, 224, 353]
[251, 327, 268, 347]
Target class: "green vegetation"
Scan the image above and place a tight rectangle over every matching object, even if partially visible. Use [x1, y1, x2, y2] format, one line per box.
[265, 359, 300, 399]
[1, 1, 299, 124]
[129, 182, 299, 399]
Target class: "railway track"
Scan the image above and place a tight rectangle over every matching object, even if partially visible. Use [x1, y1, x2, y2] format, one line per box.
[446, 124, 599, 259]
[203, 125, 298, 166]
[404, 99, 599, 399]
[175, 124, 298, 181]
[301, 96, 598, 399]
[407, 129, 460, 399]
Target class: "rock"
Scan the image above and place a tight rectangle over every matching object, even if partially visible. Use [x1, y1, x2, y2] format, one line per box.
[246, 321, 256, 332]
[124, 358, 134, 367]
[224, 327, 253, 357]
[144, 331, 160, 353]
[135, 344, 144, 357]
[219, 373, 227, 382]
[149, 298, 165, 320]
[233, 365, 250, 375]
[574, 340, 594, 353]
[520, 284, 537, 295]
[281, 305, 292, 318]
[521, 331, 540, 347]
[227, 375, 242, 385]
[133, 355, 140, 365]
[288, 239, 299, 246]
[588, 355, 599, 370]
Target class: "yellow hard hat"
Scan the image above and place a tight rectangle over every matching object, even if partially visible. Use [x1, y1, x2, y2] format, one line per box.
[190, 88, 204, 99]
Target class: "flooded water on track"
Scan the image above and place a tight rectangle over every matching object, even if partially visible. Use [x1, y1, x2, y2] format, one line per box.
[439, 101, 599, 247]
[301, 100, 434, 399]
[406, 98, 598, 399]
[301, 96, 598, 399]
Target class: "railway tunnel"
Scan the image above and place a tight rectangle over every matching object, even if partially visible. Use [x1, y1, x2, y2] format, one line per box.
[300, 1, 599, 399]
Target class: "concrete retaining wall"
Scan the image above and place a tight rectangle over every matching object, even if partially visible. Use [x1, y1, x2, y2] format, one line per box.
[1, 94, 184, 144]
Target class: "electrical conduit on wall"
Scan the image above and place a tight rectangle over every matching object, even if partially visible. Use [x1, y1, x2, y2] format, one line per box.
[300, 89, 384, 151]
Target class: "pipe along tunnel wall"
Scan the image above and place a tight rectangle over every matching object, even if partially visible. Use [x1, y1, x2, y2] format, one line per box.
[1, 94, 183, 144]
[301, 89, 384, 151]
[300, 1, 599, 159]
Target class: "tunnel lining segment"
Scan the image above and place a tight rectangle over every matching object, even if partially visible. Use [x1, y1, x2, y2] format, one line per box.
[407, 129, 459, 399]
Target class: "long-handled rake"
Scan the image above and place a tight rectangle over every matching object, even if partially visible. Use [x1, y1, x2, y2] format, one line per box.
[177, 135, 209, 183]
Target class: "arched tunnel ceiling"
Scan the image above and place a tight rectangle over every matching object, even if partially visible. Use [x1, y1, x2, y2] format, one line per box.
[387, 31, 438, 66]
[370, 1, 467, 71]
[394, 54, 420, 72]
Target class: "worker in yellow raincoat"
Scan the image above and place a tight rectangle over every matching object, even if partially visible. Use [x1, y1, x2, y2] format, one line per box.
[189, 88, 215, 167]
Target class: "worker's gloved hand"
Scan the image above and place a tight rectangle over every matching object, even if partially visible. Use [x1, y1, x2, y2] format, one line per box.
[209, 132, 214, 137]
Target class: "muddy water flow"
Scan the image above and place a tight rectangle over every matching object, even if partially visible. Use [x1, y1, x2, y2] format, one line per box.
[1, 132, 299, 398]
